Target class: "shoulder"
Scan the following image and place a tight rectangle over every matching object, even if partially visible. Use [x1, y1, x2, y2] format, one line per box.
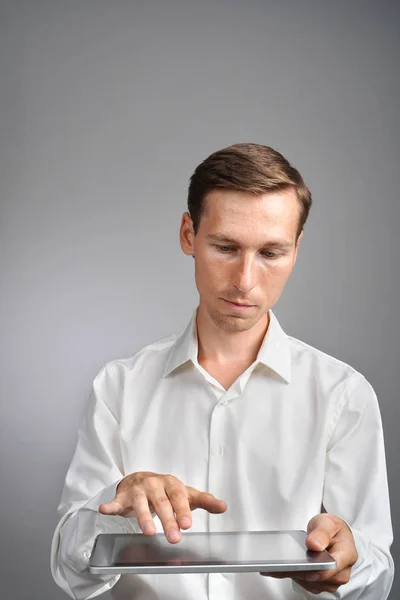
[287, 334, 370, 399]
[286, 336, 382, 434]
[96, 331, 180, 387]
[288, 334, 356, 374]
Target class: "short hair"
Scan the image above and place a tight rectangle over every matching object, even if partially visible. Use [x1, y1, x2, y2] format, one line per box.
[187, 143, 312, 239]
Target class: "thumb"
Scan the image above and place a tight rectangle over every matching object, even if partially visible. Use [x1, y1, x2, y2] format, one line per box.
[188, 488, 227, 513]
[98, 498, 124, 515]
[306, 514, 339, 551]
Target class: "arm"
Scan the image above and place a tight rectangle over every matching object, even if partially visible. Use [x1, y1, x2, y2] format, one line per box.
[51, 364, 227, 600]
[263, 374, 394, 598]
[295, 374, 393, 598]
[50, 365, 138, 600]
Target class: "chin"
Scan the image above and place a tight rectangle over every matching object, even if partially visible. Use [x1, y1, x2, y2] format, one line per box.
[210, 312, 258, 332]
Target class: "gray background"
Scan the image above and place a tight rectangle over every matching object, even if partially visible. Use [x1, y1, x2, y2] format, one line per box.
[1, 1, 398, 599]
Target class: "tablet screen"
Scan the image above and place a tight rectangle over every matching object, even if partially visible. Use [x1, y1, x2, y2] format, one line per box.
[112, 531, 305, 565]
[89, 531, 336, 574]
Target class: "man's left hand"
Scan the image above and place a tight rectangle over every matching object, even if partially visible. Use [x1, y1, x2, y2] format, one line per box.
[261, 514, 358, 595]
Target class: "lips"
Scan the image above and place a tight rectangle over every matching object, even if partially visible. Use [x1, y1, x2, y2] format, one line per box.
[222, 298, 255, 307]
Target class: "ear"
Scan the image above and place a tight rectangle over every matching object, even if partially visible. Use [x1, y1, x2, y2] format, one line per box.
[180, 212, 196, 256]
[293, 230, 303, 265]
[296, 230, 304, 248]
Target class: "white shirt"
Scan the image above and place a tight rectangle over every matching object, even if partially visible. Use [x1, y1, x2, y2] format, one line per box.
[51, 310, 394, 600]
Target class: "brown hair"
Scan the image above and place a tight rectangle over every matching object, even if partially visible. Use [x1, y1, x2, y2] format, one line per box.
[187, 143, 312, 239]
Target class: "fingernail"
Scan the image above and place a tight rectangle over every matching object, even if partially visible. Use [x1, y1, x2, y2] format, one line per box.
[307, 573, 320, 581]
[167, 529, 181, 542]
[180, 516, 191, 528]
[143, 521, 155, 534]
[309, 536, 323, 546]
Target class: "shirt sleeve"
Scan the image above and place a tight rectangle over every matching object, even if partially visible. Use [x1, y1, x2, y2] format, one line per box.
[50, 364, 142, 600]
[293, 373, 394, 600]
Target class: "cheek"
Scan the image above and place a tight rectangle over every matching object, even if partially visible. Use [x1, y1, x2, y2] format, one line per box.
[272, 263, 296, 292]
[260, 261, 295, 288]
[195, 256, 225, 290]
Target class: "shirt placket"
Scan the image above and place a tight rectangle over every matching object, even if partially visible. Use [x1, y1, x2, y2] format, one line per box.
[207, 384, 240, 600]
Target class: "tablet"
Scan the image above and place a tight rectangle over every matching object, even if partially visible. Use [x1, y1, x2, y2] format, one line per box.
[88, 531, 336, 575]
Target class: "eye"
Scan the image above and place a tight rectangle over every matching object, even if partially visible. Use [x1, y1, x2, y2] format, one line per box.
[262, 251, 278, 259]
[216, 245, 235, 252]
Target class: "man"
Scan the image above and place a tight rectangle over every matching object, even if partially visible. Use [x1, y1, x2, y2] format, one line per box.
[51, 143, 394, 599]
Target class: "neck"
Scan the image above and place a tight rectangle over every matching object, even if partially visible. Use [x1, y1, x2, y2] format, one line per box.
[196, 305, 270, 365]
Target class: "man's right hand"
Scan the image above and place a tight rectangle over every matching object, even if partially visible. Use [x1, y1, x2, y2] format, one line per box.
[98, 471, 227, 544]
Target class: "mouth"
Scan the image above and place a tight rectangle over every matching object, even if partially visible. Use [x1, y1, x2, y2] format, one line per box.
[221, 298, 255, 309]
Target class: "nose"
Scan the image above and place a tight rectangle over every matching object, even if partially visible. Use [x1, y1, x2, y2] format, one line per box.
[233, 253, 257, 293]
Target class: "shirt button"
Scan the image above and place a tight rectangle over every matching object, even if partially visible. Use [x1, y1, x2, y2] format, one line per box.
[210, 445, 224, 456]
[219, 399, 228, 406]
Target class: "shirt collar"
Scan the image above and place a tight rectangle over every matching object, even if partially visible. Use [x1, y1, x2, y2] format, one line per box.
[255, 310, 291, 383]
[163, 313, 198, 377]
[163, 309, 291, 383]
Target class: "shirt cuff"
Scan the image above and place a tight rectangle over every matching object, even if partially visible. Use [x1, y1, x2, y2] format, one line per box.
[64, 480, 140, 574]
[349, 528, 370, 572]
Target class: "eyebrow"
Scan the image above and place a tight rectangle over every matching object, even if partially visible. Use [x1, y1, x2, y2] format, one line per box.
[206, 233, 294, 251]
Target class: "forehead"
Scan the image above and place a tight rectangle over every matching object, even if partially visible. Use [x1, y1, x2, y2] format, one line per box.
[200, 188, 300, 243]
